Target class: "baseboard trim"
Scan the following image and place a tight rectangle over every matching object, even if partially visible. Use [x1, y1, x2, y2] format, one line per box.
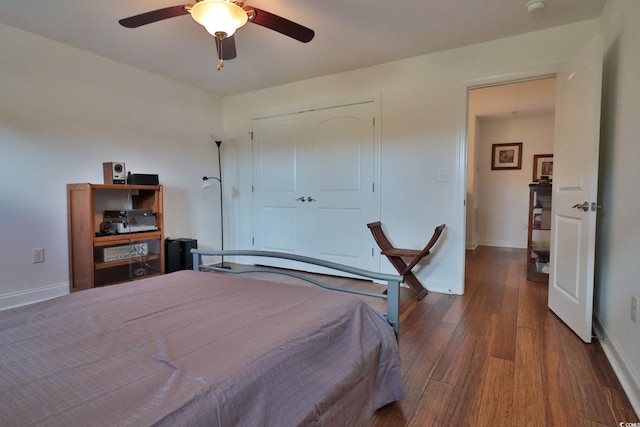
[423, 278, 460, 295]
[0, 283, 68, 311]
[593, 316, 640, 418]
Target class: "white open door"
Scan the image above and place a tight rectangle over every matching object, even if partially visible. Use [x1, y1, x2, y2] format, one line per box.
[548, 35, 603, 343]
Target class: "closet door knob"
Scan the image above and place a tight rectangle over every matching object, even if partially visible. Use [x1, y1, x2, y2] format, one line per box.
[306, 196, 316, 202]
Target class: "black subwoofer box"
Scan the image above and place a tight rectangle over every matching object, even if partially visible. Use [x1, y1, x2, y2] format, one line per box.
[164, 239, 182, 273]
[175, 238, 198, 270]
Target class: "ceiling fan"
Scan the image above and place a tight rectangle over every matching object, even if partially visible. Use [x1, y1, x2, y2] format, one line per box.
[119, 0, 315, 70]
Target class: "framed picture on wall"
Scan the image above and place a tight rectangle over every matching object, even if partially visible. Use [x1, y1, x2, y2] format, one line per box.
[491, 142, 523, 170]
[533, 154, 553, 182]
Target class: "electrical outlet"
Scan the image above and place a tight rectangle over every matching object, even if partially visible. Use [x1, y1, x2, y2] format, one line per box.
[631, 297, 637, 324]
[32, 248, 45, 264]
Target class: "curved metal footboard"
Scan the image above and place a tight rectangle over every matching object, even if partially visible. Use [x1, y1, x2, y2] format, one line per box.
[191, 249, 403, 337]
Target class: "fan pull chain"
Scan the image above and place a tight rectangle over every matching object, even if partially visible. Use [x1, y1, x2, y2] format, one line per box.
[216, 33, 225, 71]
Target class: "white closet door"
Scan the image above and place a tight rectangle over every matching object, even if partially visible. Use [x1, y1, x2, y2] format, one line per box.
[252, 114, 302, 255]
[252, 102, 377, 271]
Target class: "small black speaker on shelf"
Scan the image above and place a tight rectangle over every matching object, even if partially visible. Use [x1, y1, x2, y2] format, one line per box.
[164, 239, 181, 273]
[175, 238, 198, 270]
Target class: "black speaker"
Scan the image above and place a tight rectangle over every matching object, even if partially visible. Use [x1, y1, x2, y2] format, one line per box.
[164, 239, 181, 273]
[175, 238, 197, 270]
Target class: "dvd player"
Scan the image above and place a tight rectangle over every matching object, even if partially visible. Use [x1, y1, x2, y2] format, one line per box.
[103, 209, 157, 234]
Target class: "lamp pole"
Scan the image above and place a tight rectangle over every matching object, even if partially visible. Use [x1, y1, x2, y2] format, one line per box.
[202, 140, 230, 269]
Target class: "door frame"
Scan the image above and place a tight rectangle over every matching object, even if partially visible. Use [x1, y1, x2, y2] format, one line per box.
[460, 65, 561, 294]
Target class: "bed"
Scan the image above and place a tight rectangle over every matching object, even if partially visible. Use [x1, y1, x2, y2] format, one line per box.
[0, 250, 404, 426]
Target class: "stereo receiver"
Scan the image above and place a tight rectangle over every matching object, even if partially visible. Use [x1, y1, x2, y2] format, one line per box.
[97, 243, 149, 263]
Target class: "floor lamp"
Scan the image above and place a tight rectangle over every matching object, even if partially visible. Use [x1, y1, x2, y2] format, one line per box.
[202, 140, 230, 269]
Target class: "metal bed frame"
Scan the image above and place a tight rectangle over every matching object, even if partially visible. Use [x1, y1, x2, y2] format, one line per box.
[192, 249, 403, 336]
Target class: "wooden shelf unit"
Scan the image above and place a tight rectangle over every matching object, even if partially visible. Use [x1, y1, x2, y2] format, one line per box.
[526, 183, 552, 283]
[67, 183, 164, 292]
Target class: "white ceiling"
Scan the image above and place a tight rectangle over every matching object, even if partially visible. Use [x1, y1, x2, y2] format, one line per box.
[0, 0, 604, 97]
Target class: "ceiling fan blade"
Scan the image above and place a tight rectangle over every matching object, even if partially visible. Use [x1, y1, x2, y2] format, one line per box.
[215, 35, 238, 60]
[245, 6, 314, 43]
[119, 5, 192, 28]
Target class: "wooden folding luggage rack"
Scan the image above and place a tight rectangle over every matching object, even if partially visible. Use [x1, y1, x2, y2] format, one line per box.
[367, 222, 446, 300]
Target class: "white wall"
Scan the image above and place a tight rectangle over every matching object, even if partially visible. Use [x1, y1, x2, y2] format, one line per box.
[0, 24, 224, 308]
[596, 0, 640, 414]
[474, 114, 554, 248]
[222, 20, 599, 295]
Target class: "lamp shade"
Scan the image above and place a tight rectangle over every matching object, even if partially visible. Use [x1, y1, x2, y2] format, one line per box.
[191, 0, 248, 37]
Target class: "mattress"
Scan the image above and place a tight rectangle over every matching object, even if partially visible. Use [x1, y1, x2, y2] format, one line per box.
[0, 270, 403, 426]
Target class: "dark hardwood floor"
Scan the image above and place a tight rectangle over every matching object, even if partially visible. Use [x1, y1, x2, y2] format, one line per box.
[363, 246, 638, 426]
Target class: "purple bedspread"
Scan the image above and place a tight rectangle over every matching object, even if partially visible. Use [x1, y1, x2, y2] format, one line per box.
[0, 270, 403, 426]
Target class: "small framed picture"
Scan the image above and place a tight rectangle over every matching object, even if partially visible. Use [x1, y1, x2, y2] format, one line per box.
[533, 154, 553, 182]
[491, 142, 523, 170]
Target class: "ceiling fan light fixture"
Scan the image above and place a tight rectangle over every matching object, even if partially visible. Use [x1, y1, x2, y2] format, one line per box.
[191, 0, 248, 38]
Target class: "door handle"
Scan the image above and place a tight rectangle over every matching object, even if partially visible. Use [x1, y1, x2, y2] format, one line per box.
[295, 196, 306, 202]
[572, 202, 589, 212]
[306, 196, 316, 202]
